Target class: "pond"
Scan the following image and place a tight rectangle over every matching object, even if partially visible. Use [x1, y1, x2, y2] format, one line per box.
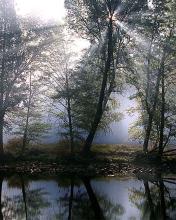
[0, 174, 175, 220]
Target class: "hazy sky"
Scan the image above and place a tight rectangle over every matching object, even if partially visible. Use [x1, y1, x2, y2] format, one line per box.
[15, 0, 66, 22]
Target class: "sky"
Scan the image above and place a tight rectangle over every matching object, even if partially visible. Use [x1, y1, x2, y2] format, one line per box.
[15, 0, 66, 22]
[15, 0, 89, 57]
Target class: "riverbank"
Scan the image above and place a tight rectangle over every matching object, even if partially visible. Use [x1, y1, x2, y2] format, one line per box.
[1, 144, 176, 176]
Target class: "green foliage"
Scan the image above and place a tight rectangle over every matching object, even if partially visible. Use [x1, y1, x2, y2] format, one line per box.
[71, 48, 123, 137]
[126, 0, 176, 149]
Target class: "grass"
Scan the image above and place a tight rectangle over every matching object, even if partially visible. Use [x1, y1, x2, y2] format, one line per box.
[2, 142, 176, 176]
[17, 143, 142, 162]
[3, 142, 143, 166]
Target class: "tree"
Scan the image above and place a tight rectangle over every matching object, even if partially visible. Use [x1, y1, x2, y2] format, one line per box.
[37, 29, 77, 154]
[39, 26, 121, 153]
[65, 0, 150, 154]
[126, 0, 176, 154]
[72, 47, 123, 139]
[0, 0, 59, 157]
[0, 0, 25, 155]
[13, 70, 51, 154]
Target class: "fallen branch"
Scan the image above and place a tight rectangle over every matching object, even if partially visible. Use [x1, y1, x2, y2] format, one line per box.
[163, 180, 176, 185]
[148, 147, 159, 153]
[163, 153, 176, 157]
[163, 149, 176, 154]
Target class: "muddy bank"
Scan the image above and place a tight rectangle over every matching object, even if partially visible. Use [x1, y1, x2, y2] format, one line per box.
[0, 157, 175, 177]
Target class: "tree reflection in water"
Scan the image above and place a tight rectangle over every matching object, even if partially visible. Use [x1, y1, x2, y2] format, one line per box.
[129, 176, 176, 220]
[0, 175, 50, 220]
[0, 174, 175, 220]
[55, 176, 124, 220]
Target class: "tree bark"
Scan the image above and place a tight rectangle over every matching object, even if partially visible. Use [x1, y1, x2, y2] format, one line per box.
[22, 72, 32, 154]
[159, 67, 165, 157]
[82, 16, 114, 154]
[143, 53, 165, 153]
[0, 116, 4, 156]
[0, 176, 3, 220]
[0, 13, 6, 158]
[65, 72, 74, 154]
[143, 112, 153, 153]
[142, 16, 159, 153]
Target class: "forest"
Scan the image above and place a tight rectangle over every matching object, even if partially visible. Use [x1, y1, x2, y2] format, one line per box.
[0, 0, 176, 220]
[0, 0, 175, 159]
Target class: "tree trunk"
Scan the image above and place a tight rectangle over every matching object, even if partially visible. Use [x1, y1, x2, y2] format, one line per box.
[65, 72, 74, 154]
[67, 102, 74, 154]
[0, 176, 3, 220]
[22, 72, 32, 154]
[82, 177, 105, 220]
[83, 16, 114, 155]
[159, 67, 165, 157]
[142, 17, 160, 153]
[68, 179, 74, 220]
[143, 54, 164, 153]
[143, 113, 153, 153]
[0, 19, 6, 158]
[0, 117, 4, 156]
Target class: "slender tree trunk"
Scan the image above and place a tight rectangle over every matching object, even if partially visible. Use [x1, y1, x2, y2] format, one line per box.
[0, 176, 3, 220]
[83, 16, 114, 154]
[0, 17, 6, 158]
[163, 125, 172, 149]
[143, 53, 165, 153]
[0, 116, 4, 156]
[159, 68, 165, 157]
[142, 16, 160, 153]
[22, 72, 32, 154]
[68, 178, 74, 220]
[65, 72, 74, 154]
[21, 176, 28, 220]
[82, 177, 105, 220]
[143, 113, 153, 153]
[67, 101, 74, 154]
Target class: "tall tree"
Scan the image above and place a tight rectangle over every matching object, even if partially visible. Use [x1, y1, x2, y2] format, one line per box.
[38, 31, 77, 154]
[65, 0, 149, 154]
[126, 0, 176, 154]
[72, 47, 122, 140]
[13, 70, 51, 154]
[0, 1, 58, 156]
[0, 0, 24, 155]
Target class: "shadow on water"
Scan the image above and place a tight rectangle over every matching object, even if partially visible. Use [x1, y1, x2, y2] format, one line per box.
[0, 173, 175, 220]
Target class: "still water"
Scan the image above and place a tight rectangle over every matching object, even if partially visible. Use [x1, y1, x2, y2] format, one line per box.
[0, 175, 175, 220]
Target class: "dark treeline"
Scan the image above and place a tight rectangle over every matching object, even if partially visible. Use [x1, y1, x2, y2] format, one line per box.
[0, 0, 176, 160]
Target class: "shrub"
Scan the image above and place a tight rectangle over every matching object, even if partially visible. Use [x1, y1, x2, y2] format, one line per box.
[5, 137, 23, 155]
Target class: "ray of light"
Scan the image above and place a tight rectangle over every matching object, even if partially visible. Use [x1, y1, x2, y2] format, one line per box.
[116, 20, 150, 50]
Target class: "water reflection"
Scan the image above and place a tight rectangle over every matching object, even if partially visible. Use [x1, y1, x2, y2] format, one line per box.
[129, 177, 176, 220]
[0, 174, 175, 219]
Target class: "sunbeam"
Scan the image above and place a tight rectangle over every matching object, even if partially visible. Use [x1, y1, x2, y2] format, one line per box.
[116, 20, 150, 50]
